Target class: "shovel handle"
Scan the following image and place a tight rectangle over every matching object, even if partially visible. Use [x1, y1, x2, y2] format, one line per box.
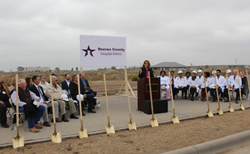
[103, 74, 111, 125]
[15, 74, 20, 136]
[203, 72, 210, 112]
[50, 75, 57, 133]
[168, 72, 176, 117]
[213, 71, 221, 110]
[77, 75, 83, 125]
[237, 70, 243, 106]
[225, 70, 232, 108]
[148, 72, 154, 119]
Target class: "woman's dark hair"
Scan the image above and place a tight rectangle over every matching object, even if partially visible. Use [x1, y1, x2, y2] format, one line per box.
[205, 72, 210, 77]
[160, 70, 166, 75]
[186, 71, 191, 75]
[142, 60, 151, 69]
[25, 77, 32, 86]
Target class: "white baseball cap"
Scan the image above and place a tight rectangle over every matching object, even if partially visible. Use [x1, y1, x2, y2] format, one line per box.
[227, 70, 231, 73]
[60, 94, 69, 101]
[192, 70, 197, 74]
[198, 70, 202, 73]
[77, 94, 84, 101]
[178, 70, 183, 74]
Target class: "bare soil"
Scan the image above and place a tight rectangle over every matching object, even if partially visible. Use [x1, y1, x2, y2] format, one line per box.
[1, 108, 250, 154]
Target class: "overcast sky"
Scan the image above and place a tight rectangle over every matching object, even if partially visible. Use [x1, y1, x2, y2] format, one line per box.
[1, 0, 250, 72]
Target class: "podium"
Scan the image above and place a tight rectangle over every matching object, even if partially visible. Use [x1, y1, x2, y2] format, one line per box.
[137, 78, 160, 111]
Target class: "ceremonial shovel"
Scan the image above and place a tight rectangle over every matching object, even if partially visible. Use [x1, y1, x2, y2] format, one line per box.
[213, 72, 223, 115]
[237, 70, 245, 110]
[77, 75, 88, 138]
[168, 72, 179, 124]
[126, 81, 137, 130]
[246, 69, 250, 101]
[226, 71, 234, 112]
[103, 74, 115, 134]
[203, 72, 213, 117]
[50, 75, 62, 143]
[148, 73, 159, 127]
[12, 74, 24, 149]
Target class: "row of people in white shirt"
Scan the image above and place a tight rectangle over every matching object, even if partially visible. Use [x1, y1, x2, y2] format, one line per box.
[158, 69, 242, 102]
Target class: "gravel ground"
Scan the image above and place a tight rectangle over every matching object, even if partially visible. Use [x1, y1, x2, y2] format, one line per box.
[1, 109, 250, 154]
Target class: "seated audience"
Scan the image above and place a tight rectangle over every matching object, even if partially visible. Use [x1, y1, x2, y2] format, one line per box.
[39, 74, 49, 96]
[47, 76, 78, 122]
[201, 72, 211, 101]
[29, 75, 62, 127]
[79, 73, 97, 113]
[0, 74, 11, 128]
[188, 71, 199, 101]
[231, 70, 242, 104]
[25, 77, 33, 89]
[11, 79, 45, 133]
[224, 70, 233, 102]
[175, 70, 188, 99]
[158, 70, 170, 100]
[240, 71, 249, 97]
[197, 70, 204, 97]
[210, 70, 225, 102]
[61, 73, 71, 92]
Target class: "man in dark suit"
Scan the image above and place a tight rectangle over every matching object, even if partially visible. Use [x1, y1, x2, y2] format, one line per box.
[61, 74, 71, 92]
[78, 73, 97, 113]
[29, 75, 62, 126]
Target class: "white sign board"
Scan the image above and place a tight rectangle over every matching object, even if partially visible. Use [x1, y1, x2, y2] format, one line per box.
[80, 35, 126, 67]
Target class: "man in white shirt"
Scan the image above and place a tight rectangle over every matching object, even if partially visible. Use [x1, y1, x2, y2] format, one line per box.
[201, 72, 211, 101]
[39, 74, 49, 96]
[231, 70, 242, 104]
[175, 70, 188, 99]
[11, 79, 45, 133]
[224, 70, 233, 102]
[210, 70, 225, 102]
[197, 70, 204, 98]
[188, 71, 199, 101]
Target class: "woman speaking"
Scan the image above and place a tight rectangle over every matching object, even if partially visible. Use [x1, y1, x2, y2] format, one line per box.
[138, 60, 154, 78]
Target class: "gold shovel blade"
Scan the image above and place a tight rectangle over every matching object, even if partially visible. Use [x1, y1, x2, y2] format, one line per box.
[127, 122, 137, 130]
[78, 129, 88, 138]
[51, 132, 62, 143]
[105, 125, 115, 134]
[240, 104, 245, 110]
[12, 136, 24, 149]
[206, 111, 214, 117]
[217, 109, 223, 115]
[171, 116, 180, 124]
[229, 106, 234, 112]
[150, 118, 159, 127]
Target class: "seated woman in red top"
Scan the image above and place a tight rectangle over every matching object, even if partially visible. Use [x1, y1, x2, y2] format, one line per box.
[138, 60, 154, 79]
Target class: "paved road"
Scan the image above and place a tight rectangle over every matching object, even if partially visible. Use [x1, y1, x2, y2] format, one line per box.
[1, 91, 249, 147]
[218, 143, 250, 154]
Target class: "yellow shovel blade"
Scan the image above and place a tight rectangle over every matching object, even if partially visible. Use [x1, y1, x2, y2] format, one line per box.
[206, 111, 214, 117]
[78, 129, 88, 138]
[240, 104, 245, 110]
[150, 118, 159, 127]
[127, 122, 137, 130]
[105, 125, 115, 134]
[229, 106, 234, 112]
[51, 132, 62, 143]
[217, 109, 223, 115]
[171, 116, 180, 124]
[12, 136, 24, 149]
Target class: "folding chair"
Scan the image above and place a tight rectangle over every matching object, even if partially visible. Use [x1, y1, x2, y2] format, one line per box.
[9, 98, 27, 132]
[6, 105, 14, 120]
